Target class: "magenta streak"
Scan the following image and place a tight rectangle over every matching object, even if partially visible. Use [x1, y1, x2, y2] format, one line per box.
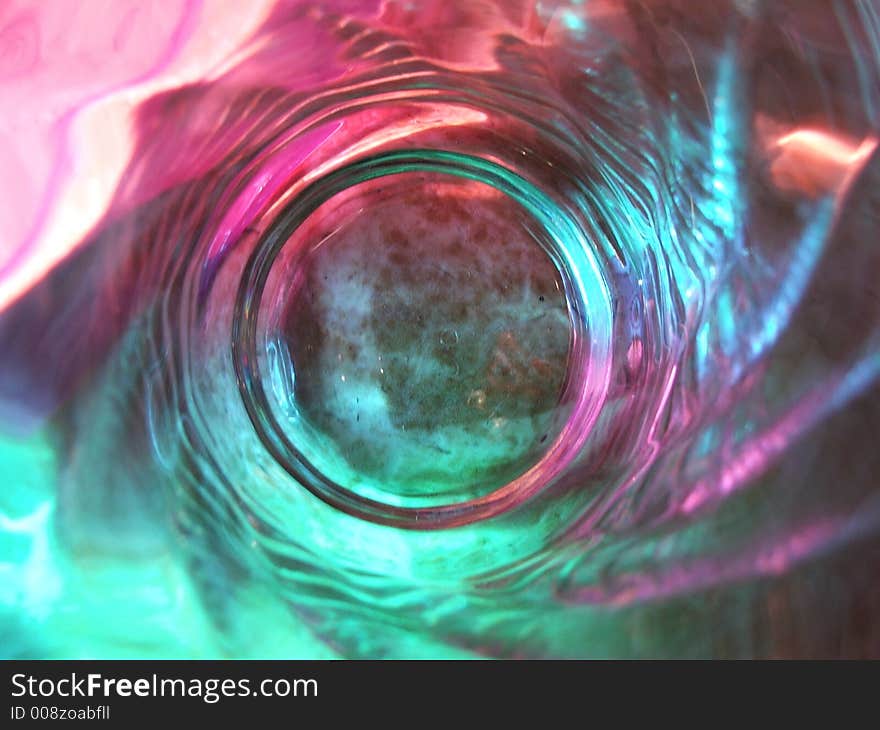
[561, 496, 880, 607]
[204, 120, 343, 268]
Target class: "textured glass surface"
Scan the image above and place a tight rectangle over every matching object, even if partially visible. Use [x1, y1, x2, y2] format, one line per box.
[1, 0, 879, 658]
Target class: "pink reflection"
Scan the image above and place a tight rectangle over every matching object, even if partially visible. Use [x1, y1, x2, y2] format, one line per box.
[0, 0, 272, 311]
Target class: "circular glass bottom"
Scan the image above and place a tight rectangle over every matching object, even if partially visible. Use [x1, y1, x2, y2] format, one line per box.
[233, 151, 611, 528]
[280, 173, 571, 500]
